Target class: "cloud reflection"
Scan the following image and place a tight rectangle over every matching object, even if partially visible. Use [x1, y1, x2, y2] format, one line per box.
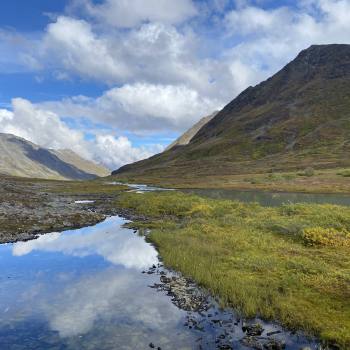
[12, 217, 158, 270]
[42, 268, 184, 338]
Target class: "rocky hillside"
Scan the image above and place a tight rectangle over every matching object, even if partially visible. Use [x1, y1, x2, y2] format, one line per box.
[0, 133, 109, 180]
[113, 44, 350, 180]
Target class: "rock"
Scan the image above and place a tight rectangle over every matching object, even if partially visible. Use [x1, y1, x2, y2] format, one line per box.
[266, 330, 281, 337]
[149, 343, 155, 348]
[264, 338, 286, 350]
[242, 323, 264, 336]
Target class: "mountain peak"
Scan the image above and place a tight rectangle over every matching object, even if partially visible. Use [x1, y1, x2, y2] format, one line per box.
[113, 44, 350, 180]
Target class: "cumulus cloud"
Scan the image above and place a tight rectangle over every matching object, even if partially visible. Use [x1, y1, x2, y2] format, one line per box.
[93, 135, 163, 169]
[224, 0, 350, 75]
[0, 99, 162, 169]
[76, 0, 198, 28]
[41, 83, 222, 132]
[0, 98, 88, 157]
[42, 16, 130, 83]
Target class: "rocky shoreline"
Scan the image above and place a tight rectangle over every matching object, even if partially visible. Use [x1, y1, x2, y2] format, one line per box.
[0, 177, 128, 243]
[142, 262, 321, 350]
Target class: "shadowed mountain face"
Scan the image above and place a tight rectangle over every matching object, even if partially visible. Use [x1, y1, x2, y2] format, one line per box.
[51, 149, 110, 177]
[0, 133, 109, 180]
[113, 44, 350, 179]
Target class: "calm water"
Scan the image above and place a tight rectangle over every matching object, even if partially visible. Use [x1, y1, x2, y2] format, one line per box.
[0, 216, 319, 349]
[183, 189, 350, 206]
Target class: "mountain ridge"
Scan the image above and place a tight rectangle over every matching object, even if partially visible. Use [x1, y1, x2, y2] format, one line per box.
[0, 133, 110, 180]
[112, 44, 350, 181]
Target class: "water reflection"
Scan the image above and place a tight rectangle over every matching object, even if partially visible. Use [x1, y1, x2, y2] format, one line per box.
[12, 217, 158, 269]
[42, 268, 185, 338]
[0, 217, 194, 349]
[0, 216, 320, 349]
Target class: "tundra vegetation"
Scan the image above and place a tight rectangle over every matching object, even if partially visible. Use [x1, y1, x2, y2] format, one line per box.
[116, 191, 350, 348]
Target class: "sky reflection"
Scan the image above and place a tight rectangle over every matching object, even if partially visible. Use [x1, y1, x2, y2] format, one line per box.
[12, 217, 158, 269]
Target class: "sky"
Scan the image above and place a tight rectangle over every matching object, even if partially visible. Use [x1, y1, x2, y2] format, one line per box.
[0, 0, 350, 170]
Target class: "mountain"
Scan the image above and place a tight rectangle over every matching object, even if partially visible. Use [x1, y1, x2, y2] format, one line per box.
[113, 44, 350, 181]
[50, 149, 110, 177]
[0, 133, 110, 180]
[165, 111, 219, 151]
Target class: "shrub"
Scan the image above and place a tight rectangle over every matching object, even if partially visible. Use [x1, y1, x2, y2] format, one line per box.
[302, 227, 350, 247]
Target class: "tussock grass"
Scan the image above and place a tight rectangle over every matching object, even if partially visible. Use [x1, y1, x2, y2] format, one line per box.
[117, 191, 350, 348]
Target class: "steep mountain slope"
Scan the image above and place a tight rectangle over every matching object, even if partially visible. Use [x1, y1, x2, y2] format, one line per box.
[165, 111, 218, 151]
[0, 133, 108, 180]
[51, 149, 110, 177]
[113, 44, 350, 180]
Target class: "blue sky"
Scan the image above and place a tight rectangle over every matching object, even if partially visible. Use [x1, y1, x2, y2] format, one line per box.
[0, 0, 349, 169]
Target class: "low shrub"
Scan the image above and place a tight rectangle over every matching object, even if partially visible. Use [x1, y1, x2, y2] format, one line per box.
[302, 226, 350, 247]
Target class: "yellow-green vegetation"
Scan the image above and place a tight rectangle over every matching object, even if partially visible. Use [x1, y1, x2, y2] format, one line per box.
[116, 191, 350, 348]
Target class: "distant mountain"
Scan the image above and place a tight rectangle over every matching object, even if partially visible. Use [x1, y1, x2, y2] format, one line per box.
[0, 133, 110, 180]
[51, 149, 110, 177]
[113, 44, 350, 180]
[165, 111, 218, 151]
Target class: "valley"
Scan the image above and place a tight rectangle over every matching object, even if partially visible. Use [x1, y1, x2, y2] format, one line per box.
[0, 175, 349, 349]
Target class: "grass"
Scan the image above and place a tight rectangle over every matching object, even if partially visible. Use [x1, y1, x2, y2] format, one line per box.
[111, 167, 350, 194]
[116, 191, 350, 348]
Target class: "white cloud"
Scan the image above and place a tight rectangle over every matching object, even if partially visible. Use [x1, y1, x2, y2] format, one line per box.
[79, 0, 198, 28]
[93, 135, 163, 169]
[0, 98, 88, 157]
[40, 83, 222, 132]
[0, 99, 162, 170]
[42, 16, 130, 83]
[224, 0, 350, 75]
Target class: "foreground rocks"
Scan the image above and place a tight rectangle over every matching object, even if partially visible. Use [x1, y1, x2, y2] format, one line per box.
[0, 177, 125, 243]
[145, 264, 301, 350]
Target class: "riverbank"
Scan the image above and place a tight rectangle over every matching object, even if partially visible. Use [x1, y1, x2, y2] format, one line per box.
[116, 190, 350, 349]
[111, 167, 350, 194]
[0, 176, 128, 243]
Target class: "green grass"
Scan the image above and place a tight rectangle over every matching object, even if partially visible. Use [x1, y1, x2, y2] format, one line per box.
[116, 191, 350, 348]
